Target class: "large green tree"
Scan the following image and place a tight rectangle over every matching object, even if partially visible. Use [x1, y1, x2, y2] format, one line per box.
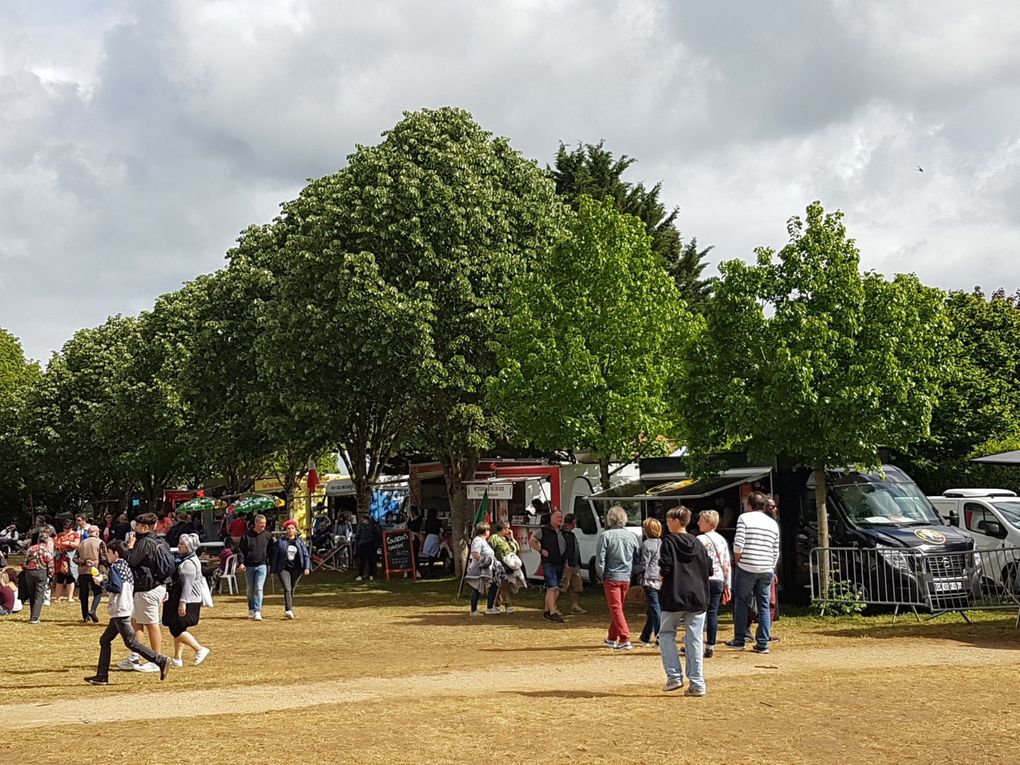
[898, 288, 1020, 493]
[551, 140, 712, 310]
[273, 108, 565, 566]
[680, 202, 952, 559]
[0, 329, 41, 524]
[495, 195, 694, 488]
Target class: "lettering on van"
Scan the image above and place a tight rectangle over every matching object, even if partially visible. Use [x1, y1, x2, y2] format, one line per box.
[914, 529, 947, 544]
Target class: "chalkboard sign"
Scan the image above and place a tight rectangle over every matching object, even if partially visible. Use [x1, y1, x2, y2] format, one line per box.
[383, 529, 416, 579]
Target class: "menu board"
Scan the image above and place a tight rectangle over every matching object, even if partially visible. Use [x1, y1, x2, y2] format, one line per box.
[383, 529, 416, 578]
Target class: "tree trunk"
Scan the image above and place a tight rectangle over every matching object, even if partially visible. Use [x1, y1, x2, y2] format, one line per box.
[813, 464, 831, 595]
[443, 452, 478, 577]
[598, 455, 611, 492]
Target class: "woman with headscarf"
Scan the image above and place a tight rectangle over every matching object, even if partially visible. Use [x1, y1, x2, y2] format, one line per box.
[163, 533, 210, 668]
[270, 519, 311, 619]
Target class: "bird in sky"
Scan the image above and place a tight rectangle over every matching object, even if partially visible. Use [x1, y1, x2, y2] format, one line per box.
[917, 165, 924, 173]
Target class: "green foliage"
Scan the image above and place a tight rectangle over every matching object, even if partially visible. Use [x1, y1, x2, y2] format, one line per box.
[495, 195, 695, 481]
[682, 201, 952, 471]
[897, 289, 1020, 494]
[550, 141, 712, 311]
[0, 329, 41, 523]
[810, 579, 866, 616]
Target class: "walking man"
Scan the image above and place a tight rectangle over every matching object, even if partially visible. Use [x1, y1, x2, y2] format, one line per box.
[658, 506, 712, 696]
[22, 532, 53, 624]
[561, 513, 586, 615]
[120, 512, 173, 673]
[238, 513, 272, 620]
[726, 491, 780, 654]
[75, 525, 106, 624]
[529, 509, 566, 622]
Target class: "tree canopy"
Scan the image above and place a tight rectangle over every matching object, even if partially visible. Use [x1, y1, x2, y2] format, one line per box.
[495, 195, 694, 487]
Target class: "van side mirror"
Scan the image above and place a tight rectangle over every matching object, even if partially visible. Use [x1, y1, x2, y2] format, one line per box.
[978, 520, 1007, 539]
[948, 509, 960, 527]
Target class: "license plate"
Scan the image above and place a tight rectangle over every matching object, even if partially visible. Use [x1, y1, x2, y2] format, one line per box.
[934, 581, 964, 592]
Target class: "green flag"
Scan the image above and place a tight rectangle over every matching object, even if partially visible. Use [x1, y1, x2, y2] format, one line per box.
[473, 490, 489, 527]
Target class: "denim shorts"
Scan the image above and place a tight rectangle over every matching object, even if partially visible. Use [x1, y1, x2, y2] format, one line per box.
[542, 564, 564, 589]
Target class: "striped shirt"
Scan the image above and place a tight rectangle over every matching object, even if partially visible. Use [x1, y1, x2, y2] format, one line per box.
[733, 511, 780, 573]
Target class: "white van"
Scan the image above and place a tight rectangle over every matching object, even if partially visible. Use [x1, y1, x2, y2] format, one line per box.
[927, 489, 1020, 551]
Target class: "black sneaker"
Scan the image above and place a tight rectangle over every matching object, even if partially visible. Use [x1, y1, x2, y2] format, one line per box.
[751, 644, 770, 655]
[724, 639, 746, 650]
[704, 647, 715, 659]
[548, 612, 565, 623]
[89, 614, 100, 624]
[542, 611, 554, 622]
[156, 656, 170, 681]
[83, 675, 108, 686]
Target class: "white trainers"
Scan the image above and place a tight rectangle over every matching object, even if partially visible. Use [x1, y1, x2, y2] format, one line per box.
[354, 576, 363, 581]
[133, 661, 159, 673]
[504, 607, 514, 614]
[170, 658, 184, 669]
[663, 679, 684, 692]
[254, 611, 263, 621]
[469, 610, 484, 617]
[194, 647, 210, 666]
[116, 657, 139, 671]
[485, 608, 501, 615]
[284, 610, 295, 619]
[368, 576, 374, 581]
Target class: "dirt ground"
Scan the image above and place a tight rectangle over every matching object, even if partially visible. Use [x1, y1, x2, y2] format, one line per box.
[3, 573, 1020, 764]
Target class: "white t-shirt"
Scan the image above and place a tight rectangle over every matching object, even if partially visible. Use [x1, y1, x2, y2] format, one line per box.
[733, 511, 780, 574]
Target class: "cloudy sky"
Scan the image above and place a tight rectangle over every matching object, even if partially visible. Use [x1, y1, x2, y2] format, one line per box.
[2, 1, 1019, 362]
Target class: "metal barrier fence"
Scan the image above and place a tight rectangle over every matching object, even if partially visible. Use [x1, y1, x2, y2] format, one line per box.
[810, 546, 1020, 625]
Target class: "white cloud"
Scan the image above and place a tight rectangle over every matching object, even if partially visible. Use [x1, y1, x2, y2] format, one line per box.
[1, 0, 1019, 361]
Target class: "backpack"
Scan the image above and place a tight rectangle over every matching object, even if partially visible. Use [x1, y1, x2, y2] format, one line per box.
[132, 536, 176, 590]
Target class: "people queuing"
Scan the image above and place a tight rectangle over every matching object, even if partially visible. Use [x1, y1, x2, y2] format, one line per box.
[696, 509, 731, 658]
[637, 517, 663, 647]
[726, 491, 781, 654]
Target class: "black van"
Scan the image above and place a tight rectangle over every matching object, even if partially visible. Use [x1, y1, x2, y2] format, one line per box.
[598, 456, 977, 606]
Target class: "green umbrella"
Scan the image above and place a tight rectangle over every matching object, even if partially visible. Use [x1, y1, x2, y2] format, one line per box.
[231, 493, 284, 515]
[174, 497, 225, 514]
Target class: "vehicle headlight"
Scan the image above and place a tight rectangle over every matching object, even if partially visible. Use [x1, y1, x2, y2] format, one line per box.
[876, 545, 912, 571]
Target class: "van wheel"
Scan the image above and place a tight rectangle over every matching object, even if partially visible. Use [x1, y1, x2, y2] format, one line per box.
[587, 558, 600, 587]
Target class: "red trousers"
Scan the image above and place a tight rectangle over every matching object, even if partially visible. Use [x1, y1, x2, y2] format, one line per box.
[603, 580, 631, 642]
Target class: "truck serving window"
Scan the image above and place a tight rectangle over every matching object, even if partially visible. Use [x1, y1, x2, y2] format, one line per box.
[831, 481, 941, 526]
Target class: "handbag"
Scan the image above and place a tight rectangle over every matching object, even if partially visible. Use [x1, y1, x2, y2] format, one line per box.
[199, 575, 215, 608]
[503, 552, 523, 572]
[709, 536, 732, 605]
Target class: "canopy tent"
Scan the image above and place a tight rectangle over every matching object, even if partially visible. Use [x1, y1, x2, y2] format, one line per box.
[971, 450, 1020, 466]
[588, 467, 771, 502]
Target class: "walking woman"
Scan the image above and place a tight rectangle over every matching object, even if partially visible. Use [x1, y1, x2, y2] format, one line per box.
[22, 532, 53, 623]
[53, 519, 79, 602]
[163, 534, 211, 668]
[595, 505, 641, 650]
[637, 517, 663, 647]
[464, 522, 496, 616]
[488, 521, 525, 613]
[271, 519, 311, 619]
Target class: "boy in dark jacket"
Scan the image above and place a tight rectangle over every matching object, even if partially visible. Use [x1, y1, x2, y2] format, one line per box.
[657, 506, 712, 697]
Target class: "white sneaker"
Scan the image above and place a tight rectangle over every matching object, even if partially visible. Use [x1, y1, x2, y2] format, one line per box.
[469, 610, 484, 617]
[485, 608, 501, 615]
[116, 657, 139, 671]
[663, 679, 683, 693]
[504, 607, 514, 614]
[43, 598, 51, 606]
[354, 576, 363, 581]
[169, 658, 184, 669]
[284, 610, 295, 619]
[133, 661, 159, 673]
[368, 576, 374, 581]
[194, 647, 210, 666]
[254, 611, 263, 621]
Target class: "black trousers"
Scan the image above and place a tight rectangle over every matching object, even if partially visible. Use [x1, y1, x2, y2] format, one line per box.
[358, 545, 377, 578]
[96, 616, 159, 680]
[78, 572, 102, 621]
[278, 569, 302, 610]
[23, 568, 48, 622]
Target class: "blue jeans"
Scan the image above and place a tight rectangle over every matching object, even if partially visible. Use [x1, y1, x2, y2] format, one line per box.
[732, 568, 772, 648]
[659, 610, 706, 692]
[639, 586, 661, 643]
[706, 579, 724, 647]
[245, 564, 268, 613]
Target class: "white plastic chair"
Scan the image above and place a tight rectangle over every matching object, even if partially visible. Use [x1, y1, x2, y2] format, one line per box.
[218, 553, 239, 594]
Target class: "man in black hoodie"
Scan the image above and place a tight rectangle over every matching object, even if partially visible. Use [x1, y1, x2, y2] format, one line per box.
[657, 506, 712, 697]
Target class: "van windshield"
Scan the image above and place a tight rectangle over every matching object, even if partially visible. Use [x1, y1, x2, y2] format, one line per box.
[831, 481, 941, 526]
[591, 500, 645, 527]
[991, 501, 1020, 529]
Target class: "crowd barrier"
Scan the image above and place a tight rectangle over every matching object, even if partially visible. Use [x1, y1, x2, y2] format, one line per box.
[809, 545, 1020, 626]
